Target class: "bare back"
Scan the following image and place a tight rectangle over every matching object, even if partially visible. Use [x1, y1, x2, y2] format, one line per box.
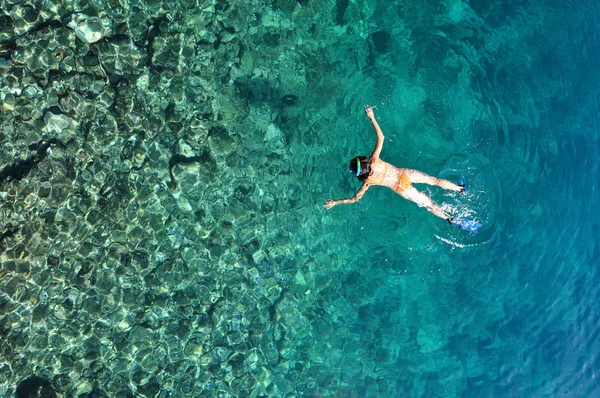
[366, 159, 411, 192]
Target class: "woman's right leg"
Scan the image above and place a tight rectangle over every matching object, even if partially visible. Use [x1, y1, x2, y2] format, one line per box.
[399, 187, 450, 220]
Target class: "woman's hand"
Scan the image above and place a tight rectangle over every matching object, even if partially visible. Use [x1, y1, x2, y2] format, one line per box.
[324, 199, 338, 209]
[364, 105, 375, 119]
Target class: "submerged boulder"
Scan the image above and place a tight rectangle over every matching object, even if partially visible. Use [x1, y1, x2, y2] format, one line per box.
[371, 30, 393, 53]
[16, 375, 57, 398]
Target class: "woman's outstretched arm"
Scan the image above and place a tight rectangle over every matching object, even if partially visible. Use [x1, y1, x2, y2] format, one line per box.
[365, 105, 384, 160]
[324, 183, 370, 209]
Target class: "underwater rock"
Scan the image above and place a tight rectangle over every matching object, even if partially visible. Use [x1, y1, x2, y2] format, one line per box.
[136, 376, 160, 397]
[275, 0, 299, 15]
[16, 375, 57, 398]
[68, 14, 110, 44]
[417, 324, 445, 353]
[281, 94, 298, 106]
[260, 335, 280, 366]
[151, 30, 182, 73]
[43, 112, 78, 142]
[86, 388, 109, 398]
[2, 93, 16, 112]
[51, 374, 71, 393]
[126, 6, 149, 42]
[0, 15, 14, 43]
[371, 30, 392, 53]
[0, 139, 55, 183]
[9, 25, 75, 80]
[335, 0, 350, 25]
[261, 8, 291, 30]
[10, 5, 40, 36]
[99, 38, 148, 78]
[0, 360, 13, 383]
[208, 126, 235, 158]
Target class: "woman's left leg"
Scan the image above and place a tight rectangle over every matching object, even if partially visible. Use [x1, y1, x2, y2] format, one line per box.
[398, 187, 450, 220]
[404, 169, 462, 192]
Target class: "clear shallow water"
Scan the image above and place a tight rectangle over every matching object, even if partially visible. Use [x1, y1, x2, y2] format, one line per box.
[1, 0, 599, 396]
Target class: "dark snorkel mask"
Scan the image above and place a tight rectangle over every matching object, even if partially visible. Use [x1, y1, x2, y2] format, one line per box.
[348, 157, 361, 176]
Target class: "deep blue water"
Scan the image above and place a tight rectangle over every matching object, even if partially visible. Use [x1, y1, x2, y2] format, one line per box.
[318, 0, 600, 395]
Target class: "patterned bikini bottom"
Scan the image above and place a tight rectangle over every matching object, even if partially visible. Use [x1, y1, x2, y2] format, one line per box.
[394, 170, 413, 193]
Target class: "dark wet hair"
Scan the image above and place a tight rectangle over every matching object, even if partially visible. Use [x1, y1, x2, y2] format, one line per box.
[348, 156, 371, 181]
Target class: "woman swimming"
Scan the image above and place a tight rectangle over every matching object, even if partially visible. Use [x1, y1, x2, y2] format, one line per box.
[325, 105, 479, 229]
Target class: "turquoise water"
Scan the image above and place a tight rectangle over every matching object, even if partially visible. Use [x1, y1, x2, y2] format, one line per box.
[1, 0, 600, 396]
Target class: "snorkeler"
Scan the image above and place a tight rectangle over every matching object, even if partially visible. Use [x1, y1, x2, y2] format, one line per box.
[324, 105, 481, 233]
